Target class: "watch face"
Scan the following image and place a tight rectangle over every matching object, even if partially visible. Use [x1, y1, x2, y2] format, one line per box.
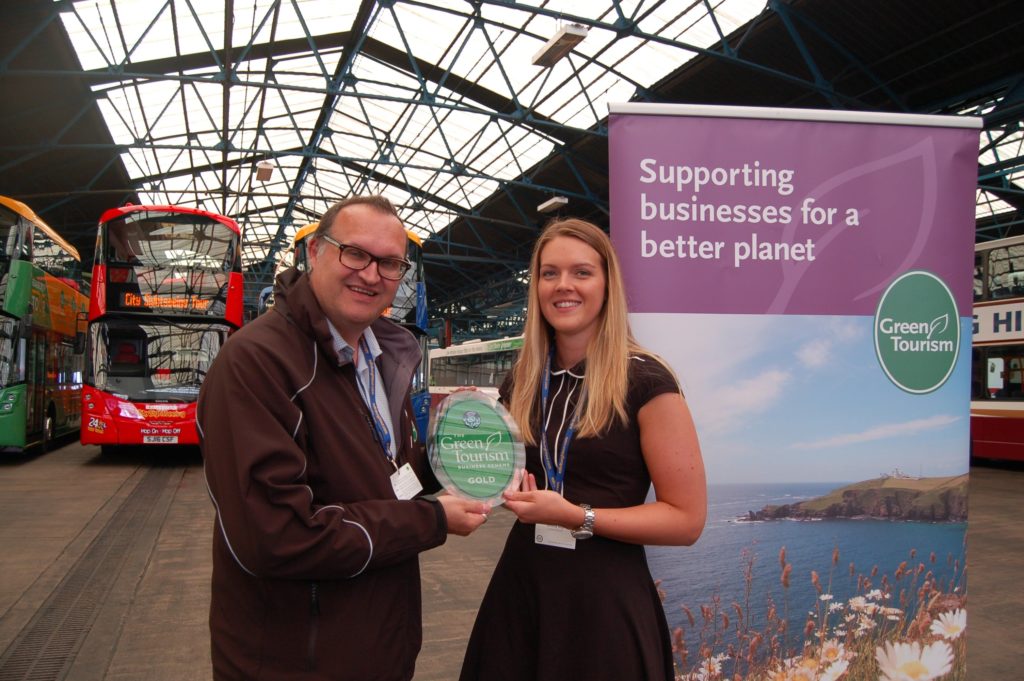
[570, 529, 593, 540]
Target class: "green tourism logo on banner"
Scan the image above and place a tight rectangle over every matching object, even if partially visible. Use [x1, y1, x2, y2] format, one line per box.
[874, 270, 960, 394]
[429, 392, 524, 504]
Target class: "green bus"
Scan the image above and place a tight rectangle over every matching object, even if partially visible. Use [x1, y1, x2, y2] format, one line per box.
[0, 196, 89, 452]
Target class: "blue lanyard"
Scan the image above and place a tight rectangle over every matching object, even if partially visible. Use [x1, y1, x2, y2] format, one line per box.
[358, 337, 394, 465]
[538, 349, 582, 495]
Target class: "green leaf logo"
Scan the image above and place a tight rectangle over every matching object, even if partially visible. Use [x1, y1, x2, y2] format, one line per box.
[430, 393, 524, 503]
[874, 271, 960, 394]
[928, 314, 948, 339]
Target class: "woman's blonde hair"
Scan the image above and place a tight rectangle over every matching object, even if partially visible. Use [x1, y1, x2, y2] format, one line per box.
[509, 218, 643, 445]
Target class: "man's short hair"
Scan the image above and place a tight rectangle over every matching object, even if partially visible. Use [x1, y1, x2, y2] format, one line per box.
[315, 195, 400, 239]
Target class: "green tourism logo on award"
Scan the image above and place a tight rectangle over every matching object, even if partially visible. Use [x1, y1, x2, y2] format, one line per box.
[874, 270, 960, 394]
[429, 392, 524, 504]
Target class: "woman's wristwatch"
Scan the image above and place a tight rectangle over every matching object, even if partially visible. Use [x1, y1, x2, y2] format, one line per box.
[571, 503, 596, 539]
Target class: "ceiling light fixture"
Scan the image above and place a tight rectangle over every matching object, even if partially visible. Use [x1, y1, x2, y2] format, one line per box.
[254, 160, 273, 182]
[537, 195, 569, 213]
[531, 23, 588, 68]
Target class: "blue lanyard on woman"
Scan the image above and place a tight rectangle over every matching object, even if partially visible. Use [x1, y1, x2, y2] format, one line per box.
[358, 337, 394, 466]
[538, 348, 582, 495]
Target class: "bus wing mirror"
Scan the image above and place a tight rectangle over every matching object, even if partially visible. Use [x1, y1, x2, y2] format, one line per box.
[74, 311, 88, 354]
[19, 304, 32, 337]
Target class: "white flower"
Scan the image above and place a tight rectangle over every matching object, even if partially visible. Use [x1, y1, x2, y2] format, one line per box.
[866, 589, 884, 600]
[692, 652, 728, 680]
[820, 593, 834, 601]
[929, 609, 966, 640]
[875, 640, 953, 681]
[786, 656, 821, 681]
[819, 659, 849, 681]
[848, 596, 879, 614]
[856, 617, 877, 634]
[819, 640, 846, 664]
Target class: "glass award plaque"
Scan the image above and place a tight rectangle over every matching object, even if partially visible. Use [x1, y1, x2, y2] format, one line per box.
[429, 391, 525, 505]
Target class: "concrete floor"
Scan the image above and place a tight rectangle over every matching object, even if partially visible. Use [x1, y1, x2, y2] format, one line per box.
[0, 440, 1019, 680]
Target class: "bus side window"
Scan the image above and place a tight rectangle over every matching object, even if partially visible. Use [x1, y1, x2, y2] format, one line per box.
[1009, 357, 1023, 397]
[987, 357, 1005, 398]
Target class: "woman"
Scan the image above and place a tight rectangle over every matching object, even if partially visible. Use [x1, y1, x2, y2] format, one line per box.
[459, 218, 707, 681]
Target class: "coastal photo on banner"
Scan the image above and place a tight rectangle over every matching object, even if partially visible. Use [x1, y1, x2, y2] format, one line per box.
[609, 103, 981, 680]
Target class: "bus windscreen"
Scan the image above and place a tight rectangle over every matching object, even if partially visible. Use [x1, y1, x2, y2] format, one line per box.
[89, 320, 230, 402]
[103, 214, 238, 316]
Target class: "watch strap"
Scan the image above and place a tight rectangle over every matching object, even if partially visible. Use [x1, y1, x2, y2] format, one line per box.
[572, 503, 595, 539]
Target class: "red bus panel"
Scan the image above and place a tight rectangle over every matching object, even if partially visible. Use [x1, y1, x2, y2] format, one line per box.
[971, 410, 1024, 462]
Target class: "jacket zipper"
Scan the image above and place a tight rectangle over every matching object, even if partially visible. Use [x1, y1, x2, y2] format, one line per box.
[307, 582, 320, 670]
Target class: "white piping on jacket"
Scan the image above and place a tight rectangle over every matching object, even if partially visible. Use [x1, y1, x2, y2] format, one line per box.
[203, 459, 257, 577]
[287, 341, 318, 483]
[312, 505, 374, 577]
[296, 339, 373, 576]
[198, 405, 256, 574]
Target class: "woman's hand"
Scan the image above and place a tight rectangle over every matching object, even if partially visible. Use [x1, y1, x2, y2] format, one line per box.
[502, 473, 582, 528]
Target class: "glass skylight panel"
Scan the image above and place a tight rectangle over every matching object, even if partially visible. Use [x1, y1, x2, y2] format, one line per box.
[59, 6, 109, 70]
[444, 30, 518, 96]
[976, 189, 1013, 219]
[337, 94, 400, 138]
[473, 128, 538, 180]
[710, 0, 765, 36]
[242, 0, 355, 46]
[509, 136, 554, 174]
[118, 151, 155, 183]
[98, 5, 176, 66]
[382, 3, 461, 67]
[56, 0, 999, 288]
[60, 1, 171, 69]
[324, 135, 379, 164]
[313, 166, 364, 197]
[243, 245, 270, 262]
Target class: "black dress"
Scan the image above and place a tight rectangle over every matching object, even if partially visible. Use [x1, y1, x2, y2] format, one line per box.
[459, 354, 681, 681]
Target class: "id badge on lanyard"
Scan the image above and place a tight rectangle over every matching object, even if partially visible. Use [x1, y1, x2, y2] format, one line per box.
[358, 338, 422, 500]
[535, 349, 582, 549]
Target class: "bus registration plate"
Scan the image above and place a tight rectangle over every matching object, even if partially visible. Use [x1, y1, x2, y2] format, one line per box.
[143, 435, 179, 444]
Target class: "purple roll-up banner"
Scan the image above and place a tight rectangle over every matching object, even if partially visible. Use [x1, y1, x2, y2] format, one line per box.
[611, 103, 980, 680]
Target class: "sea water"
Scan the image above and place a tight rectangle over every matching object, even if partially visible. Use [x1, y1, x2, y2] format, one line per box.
[645, 482, 967, 653]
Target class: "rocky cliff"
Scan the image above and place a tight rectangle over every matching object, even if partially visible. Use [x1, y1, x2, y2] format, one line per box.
[743, 474, 968, 522]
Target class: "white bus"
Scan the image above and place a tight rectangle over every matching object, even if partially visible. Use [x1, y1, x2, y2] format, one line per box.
[972, 235, 1024, 462]
[428, 336, 523, 402]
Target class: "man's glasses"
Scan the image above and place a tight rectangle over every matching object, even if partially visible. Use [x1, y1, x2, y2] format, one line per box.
[318, 234, 412, 281]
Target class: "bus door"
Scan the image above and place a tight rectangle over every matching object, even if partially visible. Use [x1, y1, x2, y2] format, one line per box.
[26, 331, 46, 436]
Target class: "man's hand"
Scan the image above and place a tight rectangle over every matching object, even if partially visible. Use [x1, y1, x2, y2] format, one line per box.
[437, 495, 491, 536]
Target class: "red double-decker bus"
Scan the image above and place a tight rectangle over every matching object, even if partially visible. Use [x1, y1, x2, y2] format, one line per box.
[81, 204, 243, 449]
[971, 235, 1024, 463]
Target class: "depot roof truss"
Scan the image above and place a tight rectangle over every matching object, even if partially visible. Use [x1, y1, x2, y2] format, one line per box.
[2, 1, 1022, 342]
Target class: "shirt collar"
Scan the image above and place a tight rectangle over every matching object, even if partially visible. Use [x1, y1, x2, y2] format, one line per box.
[325, 320, 382, 367]
[552, 359, 585, 379]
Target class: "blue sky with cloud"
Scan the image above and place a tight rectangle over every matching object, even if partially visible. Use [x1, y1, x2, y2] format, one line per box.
[631, 313, 971, 484]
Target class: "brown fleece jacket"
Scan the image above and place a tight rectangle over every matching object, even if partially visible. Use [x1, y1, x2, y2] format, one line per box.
[198, 268, 446, 681]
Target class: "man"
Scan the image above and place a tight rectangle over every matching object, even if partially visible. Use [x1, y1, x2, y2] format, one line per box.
[198, 195, 489, 681]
